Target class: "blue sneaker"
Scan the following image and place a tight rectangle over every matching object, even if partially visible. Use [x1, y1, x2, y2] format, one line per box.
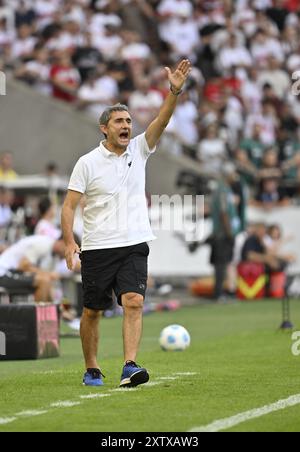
[83, 368, 105, 387]
[120, 361, 149, 388]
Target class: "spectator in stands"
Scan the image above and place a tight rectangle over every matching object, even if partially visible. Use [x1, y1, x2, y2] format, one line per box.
[245, 100, 278, 146]
[107, 59, 135, 105]
[0, 235, 66, 302]
[241, 68, 263, 115]
[92, 24, 124, 61]
[0, 17, 14, 51]
[0, 0, 14, 31]
[159, 8, 199, 60]
[34, 197, 60, 240]
[50, 52, 81, 103]
[157, 0, 194, 46]
[252, 177, 291, 209]
[258, 147, 282, 179]
[77, 67, 119, 119]
[240, 123, 266, 169]
[34, 0, 60, 30]
[218, 33, 252, 73]
[197, 123, 227, 174]
[0, 151, 18, 181]
[210, 163, 242, 300]
[258, 56, 290, 99]
[235, 148, 257, 186]
[15, 0, 36, 29]
[10, 23, 37, 62]
[262, 82, 284, 111]
[129, 77, 163, 133]
[15, 46, 51, 96]
[250, 28, 284, 69]
[266, 0, 290, 32]
[278, 126, 300, 196]
[120, 29, 151, 62]
[166, 90, 199, 149]
[72, 32, 103, 83]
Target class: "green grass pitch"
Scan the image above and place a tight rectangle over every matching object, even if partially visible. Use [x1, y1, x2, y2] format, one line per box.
[0, 300, 300, 432]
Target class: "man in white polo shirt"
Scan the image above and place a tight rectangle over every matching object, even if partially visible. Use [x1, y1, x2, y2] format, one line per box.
[61, 60, 191, 388]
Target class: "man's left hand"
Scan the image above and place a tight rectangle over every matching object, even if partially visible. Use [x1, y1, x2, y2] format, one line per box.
[165, 59, 192, 93]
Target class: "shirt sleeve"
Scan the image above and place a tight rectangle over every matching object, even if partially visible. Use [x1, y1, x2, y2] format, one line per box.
[133, 132, 157, 161]
[68, 158, 88, 194]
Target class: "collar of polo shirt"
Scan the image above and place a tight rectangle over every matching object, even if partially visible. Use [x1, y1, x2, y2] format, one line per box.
[99, 141, 132, 158]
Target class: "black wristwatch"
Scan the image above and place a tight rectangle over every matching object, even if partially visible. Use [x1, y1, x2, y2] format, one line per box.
[170, 85, 183, 96]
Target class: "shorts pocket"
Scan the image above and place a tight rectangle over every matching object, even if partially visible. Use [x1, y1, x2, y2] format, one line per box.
[133, 257, 148, 292]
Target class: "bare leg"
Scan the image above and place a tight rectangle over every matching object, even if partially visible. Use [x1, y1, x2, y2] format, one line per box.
[34, 274, 52, 302]
[122, 293, 144, 363]
[80, 308, 102, 369]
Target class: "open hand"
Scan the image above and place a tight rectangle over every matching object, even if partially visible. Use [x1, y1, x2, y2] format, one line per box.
[165, 59, 192, 92]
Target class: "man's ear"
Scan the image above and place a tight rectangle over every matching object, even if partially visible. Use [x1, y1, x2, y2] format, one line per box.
[100, 124, 108, 137]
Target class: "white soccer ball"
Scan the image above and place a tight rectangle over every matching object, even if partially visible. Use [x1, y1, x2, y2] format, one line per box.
[159, 325, 191, 351]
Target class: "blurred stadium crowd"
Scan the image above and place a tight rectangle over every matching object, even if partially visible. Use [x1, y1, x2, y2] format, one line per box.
[1, 0, 300, 202]
[1, 0, 300, 304]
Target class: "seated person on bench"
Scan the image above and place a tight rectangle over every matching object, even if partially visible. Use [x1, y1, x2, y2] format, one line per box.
[0, 235, 66, 302]
[241, 223, 293, 272]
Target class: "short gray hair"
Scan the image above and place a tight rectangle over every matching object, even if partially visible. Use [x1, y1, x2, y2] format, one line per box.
[99, 104, 129, 126]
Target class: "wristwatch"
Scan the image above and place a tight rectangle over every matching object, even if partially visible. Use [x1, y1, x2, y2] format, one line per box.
[170, 85, 183, 96]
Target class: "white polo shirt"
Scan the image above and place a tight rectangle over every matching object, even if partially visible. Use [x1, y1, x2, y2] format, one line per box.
[68, 132, 156, 250]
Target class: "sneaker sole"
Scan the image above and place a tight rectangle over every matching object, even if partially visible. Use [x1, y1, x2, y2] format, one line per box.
[120, 369, 149, 388]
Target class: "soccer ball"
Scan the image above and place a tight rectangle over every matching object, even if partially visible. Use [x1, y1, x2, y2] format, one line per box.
[159, 325, 191, 351]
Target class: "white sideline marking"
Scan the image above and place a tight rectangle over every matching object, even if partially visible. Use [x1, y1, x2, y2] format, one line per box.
[144, 381, 161, 387]
[0, 372, 199, 427]
[189, 394, 300, 432]
[173, 372, 197, 376]
[80, 394, 111, 399]
[157, 377, 178, 381]
[0, 417, 17, 425]
[50, 401, 81, 408]
[16, 410, 48, 417]
[109, 388, 139, 393]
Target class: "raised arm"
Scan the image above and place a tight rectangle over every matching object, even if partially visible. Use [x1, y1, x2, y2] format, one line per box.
[145, 59, 192, 150]
[61, 190, 83, 270]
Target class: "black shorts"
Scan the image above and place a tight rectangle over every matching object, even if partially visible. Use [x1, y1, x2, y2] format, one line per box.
[0, 271, 35, 291]
[80, 242, 150, 311]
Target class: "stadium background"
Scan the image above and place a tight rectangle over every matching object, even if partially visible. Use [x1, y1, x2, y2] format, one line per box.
[2, 0, 300, 277]
[1, 0, 300, 433]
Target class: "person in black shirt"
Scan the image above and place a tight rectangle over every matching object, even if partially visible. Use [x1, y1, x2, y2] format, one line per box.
[241, 223, 289, 272]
